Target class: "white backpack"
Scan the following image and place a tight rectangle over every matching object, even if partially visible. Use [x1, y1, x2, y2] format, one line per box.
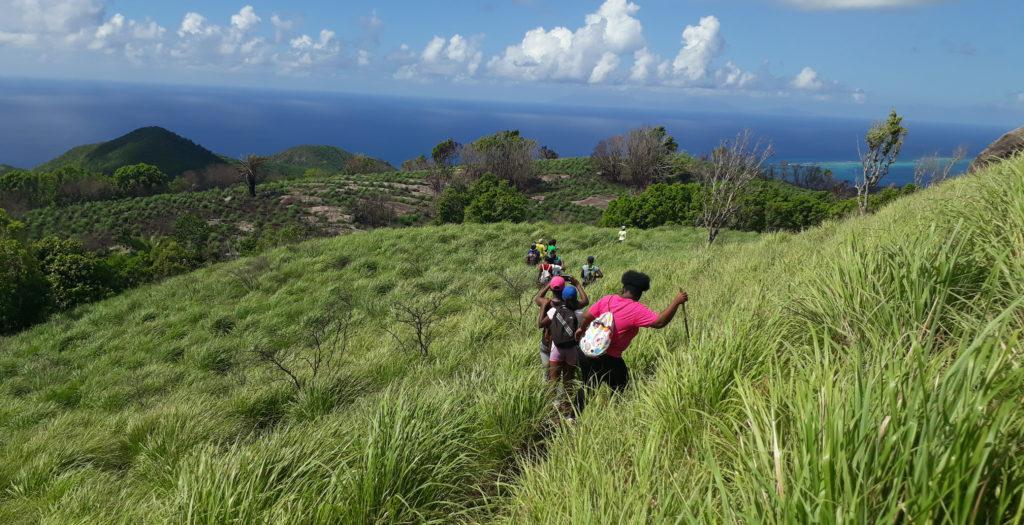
[580, 311, 614, 358]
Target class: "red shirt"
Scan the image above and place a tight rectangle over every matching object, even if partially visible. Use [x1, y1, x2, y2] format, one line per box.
[588, 295, 658, 358]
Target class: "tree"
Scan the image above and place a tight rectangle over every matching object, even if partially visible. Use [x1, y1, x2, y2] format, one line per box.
[592, 135, 626, 183]
[401, 155, 431, 172]
[623, 127, 672, 188]
[857, 110, 908, 215]
[383, 293, 450, 357]
[41, 252, 112, 310]
[0, 208, 25, 240]
[252, 296, 353, 391]
[461, 130, 537, 190]
[913, 146, 966, 187]
[428, 139, 461, 194]
[113, 163, 169, 194]
[238, 155, 266, 197]
[696, 130, 774, 244]
[434, 183, 471, 224]
[653, 126, 679, 154]
[149, 238, 201, 279]
[539, 145, 559, 159]
[463, 173, 530, 224]
[352, 194, 395, 227]
[0, 238, 49, 333]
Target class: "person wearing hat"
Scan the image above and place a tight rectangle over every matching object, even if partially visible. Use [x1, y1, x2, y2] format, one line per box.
[532, 276, 587, 372]
[573, 270, 688, 412]
[538, 280, 589, 390]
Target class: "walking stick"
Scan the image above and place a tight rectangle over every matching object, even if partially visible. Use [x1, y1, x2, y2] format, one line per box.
[682, 302, 691, 344]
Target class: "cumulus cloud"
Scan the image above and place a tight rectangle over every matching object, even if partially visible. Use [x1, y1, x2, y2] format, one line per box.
[0, 0, 104, 47]
[172, 6, 269, 67]
[781, 0, 944, 9]
[487, 0, 645, 83]
[88, 13, 165, 60]
[396, 34, 483, 80]
[791, 66, 824, 90]
[669, 16, 723, 82]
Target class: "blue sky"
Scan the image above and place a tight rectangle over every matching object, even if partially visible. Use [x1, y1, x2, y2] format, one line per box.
[1, 0, 1021, 126]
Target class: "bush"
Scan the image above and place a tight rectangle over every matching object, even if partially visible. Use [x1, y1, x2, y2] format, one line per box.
[434, 184, 472, 225]
[150, 239, 201, 279]
[462, 130, 537, 190]
[0, 238, 49, 333]
[464, 174, 530, 224]
[41, 252, 113, 310]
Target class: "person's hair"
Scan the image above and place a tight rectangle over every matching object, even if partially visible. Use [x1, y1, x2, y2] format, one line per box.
[621, 270, 651, 299]
[550, 239, 556, 245]
[587, 255, 595, 263]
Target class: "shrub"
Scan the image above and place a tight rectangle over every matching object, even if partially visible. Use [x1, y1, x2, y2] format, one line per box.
[113, 163, 170, 194]
[0, 238, 49, 333]
[434, 184, 471, 225]
[462, 130, 537, 190]
[464, 174, 530, 224]
[40, 251, 113, 310]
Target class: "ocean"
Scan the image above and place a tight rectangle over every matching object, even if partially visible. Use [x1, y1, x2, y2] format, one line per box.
[0, 77, 1005, 186]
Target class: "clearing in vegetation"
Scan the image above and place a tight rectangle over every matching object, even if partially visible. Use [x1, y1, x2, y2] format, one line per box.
[0, 157, 1022, 523]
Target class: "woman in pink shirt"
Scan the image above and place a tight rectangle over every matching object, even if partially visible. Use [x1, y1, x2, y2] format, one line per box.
[573, 270, 688, 412]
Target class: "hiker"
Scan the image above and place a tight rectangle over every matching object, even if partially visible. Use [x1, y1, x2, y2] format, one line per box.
[547, 238, 558, 256]
[535, 239, 548, 258]
[538, 281, 589, 390]
[574, 270, 688, 412]
[545, 250, 564, 268]
[537, 259, 558, 285]
[581, 256, 603, 286]
[618, 226, 627, 243]
[532, 276, 589, 374]
[525, 245, 540, 265]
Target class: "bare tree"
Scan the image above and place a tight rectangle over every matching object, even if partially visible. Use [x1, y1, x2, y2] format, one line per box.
[592, 135, 627, 183]
[352, 193, 395, 227]
[696, 130, 774, 244]
[461, 130, 537, 190]
[237, 155, 266, 197]
[856, 110, 908, 215]
[496, 269, 534, 325]
[623, 127, 672, 188]
[251, 296, 354, 390]
[383, 295, 449, 357]
[913, 146, 966, 187]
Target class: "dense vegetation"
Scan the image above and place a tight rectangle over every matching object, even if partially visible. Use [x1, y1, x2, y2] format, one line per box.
[0, 156, 1020, 522]
[265, 145, 393, 179]
[602, 179, 917, 231]
[32, 127, 225, 177]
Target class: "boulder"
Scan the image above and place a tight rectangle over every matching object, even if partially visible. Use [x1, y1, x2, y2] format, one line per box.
[970, 126, 1024, 172]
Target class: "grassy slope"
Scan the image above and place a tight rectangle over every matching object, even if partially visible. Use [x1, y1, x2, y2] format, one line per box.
[33, 127, 225, 176]
[1, 159, 1023, 522]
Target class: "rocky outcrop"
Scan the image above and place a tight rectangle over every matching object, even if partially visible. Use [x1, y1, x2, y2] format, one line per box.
[970, 126, 1024, 172]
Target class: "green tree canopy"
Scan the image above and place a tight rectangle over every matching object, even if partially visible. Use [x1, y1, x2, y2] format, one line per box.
[113, 163, 169, 193]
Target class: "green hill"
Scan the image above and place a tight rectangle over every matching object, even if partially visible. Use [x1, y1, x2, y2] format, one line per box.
[265, 145, 394, 177]
[33, 126, 226, 176]
[1, 158, 1023, 522]
[0, 164, 17, 174]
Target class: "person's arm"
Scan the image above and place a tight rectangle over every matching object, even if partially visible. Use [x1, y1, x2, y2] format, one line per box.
[574, 311, 596, 340]
[568, 275, 590, 307]
[533, 283, 551, 306]
[538, 301, 553, 329]
[650, 291, 689, 329]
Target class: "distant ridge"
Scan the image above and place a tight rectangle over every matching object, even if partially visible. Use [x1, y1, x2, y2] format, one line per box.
[266, 145, 394, 176]
[33, 126, 226, 176]
[0, 164, 17, 174]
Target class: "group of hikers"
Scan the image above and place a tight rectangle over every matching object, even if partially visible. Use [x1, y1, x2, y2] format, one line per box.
[524, 235, 688, 418]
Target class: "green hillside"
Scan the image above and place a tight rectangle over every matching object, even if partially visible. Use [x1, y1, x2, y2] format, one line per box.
[0, 158, 1022, 522]
[0, 164, 17, 174]
[33, 127, 226, 176]
[265, 145, 394, 177]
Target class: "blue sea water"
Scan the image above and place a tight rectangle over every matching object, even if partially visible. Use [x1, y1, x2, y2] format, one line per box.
[0, 77, 1004, 186]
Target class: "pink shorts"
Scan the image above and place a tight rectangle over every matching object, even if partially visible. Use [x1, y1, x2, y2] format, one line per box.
[549, 343, 579, 366]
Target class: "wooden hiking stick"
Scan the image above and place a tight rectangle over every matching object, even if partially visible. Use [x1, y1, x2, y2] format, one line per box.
[682, 302, 691, 343]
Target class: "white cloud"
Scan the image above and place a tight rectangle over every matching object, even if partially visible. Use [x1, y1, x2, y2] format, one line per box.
[270, 14, 295, 43]
[852, 89, 867, 103]
[396, 34, 483, 80]
[279, 29, 343, 70]
[88, 13, 165, 60]
[0, 0, 104, 47]
[630, 47, 657, 82]
[1017, 93, 1024, 103]
[715, 61, 756, 88]
[782, 0, 944, 9]
[230, 5, 260, 32]
[487, 0, 645, 83]
[668, 15, 723, 82]
[791, 66, 824, 90]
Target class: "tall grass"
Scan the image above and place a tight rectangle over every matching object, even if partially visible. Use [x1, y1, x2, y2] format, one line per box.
[0, 158, 1022, 522]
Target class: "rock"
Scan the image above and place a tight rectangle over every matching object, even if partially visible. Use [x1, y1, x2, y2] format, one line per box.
[970, 126, 1024, 173]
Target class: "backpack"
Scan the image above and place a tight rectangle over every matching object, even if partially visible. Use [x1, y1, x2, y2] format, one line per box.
[550, 305, 579, 349]
[580, 311, 614, 357]
[539, 265, 552, 284]
[526, 250, 539, 265]
[582, 265, 595, 285]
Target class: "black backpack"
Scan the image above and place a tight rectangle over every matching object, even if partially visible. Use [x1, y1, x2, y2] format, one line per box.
[550, 305, 579, 349]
